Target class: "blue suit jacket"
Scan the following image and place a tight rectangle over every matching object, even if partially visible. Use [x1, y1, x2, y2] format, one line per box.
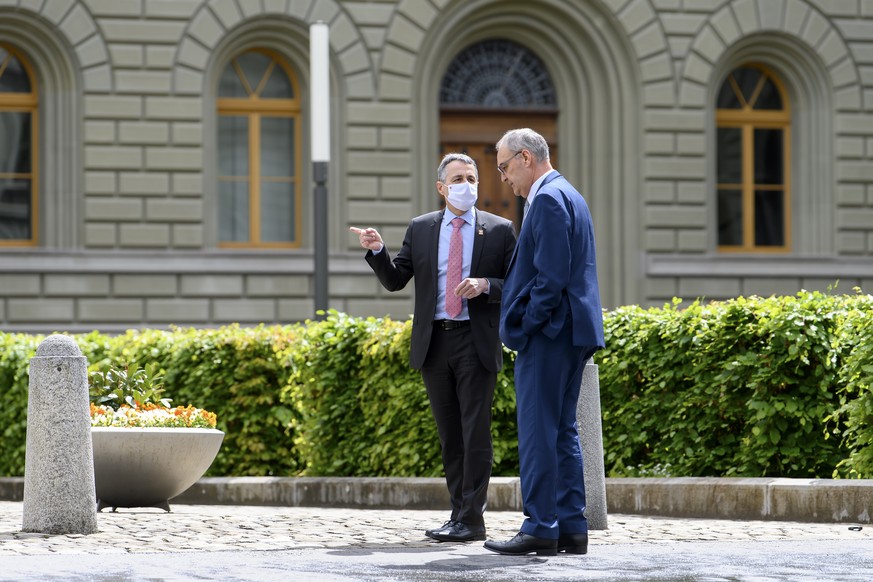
[499, 172, 605, 353]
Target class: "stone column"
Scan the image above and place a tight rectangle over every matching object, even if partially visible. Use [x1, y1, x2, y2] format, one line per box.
[22, 335, 98, 534]
[577, 359, 608, 530]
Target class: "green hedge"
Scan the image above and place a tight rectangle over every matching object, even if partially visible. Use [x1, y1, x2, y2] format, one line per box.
[1, 291, 872, 479]
[831, 293, 873, 477]
[282, 312, 518, 477]
[597, 290, 873, 478]
[0, 315, 517, 479]
[0, 333, 39, 477]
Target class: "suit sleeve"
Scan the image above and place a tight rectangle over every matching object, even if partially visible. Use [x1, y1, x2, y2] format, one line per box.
[364, 221, 415, 291]
[522, 193, 571, 336]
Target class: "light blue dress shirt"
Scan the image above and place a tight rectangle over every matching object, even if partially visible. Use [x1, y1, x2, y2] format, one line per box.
[434, 207, 476, 321]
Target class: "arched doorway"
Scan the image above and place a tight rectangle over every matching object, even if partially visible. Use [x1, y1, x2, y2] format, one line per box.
[415, 1, 644, 308]
[439, 39, 557, 230]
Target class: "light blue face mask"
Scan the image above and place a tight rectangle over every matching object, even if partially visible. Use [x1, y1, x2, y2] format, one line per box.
[447, 181, 478, 212]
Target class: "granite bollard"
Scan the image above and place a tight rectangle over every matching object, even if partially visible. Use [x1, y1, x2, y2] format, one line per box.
[22, 335, 98, 534]
[578, 359, 608, 530]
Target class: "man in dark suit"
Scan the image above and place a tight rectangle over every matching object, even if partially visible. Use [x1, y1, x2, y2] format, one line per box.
[484, 129, 605, 557]
[350, 153, 516, 542]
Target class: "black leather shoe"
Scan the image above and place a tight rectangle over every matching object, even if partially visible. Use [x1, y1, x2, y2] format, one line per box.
[483, 532, 558, 556]
[558, 532, 588, 554]
[429, 521, 486, 542]
[425, 520, 457, 539]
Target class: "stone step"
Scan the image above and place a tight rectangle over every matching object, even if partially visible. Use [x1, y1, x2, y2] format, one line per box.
[2, 476, 870, 525]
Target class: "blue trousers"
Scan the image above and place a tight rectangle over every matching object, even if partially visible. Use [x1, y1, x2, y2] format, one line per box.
[514, 324, 590, 539]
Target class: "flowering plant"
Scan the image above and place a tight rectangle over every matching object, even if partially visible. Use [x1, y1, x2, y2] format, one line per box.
[89, 363, 217, 429]
[90, 402, 217, 428]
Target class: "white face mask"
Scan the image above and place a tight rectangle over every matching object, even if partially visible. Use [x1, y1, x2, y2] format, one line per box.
[446, 181, 478, 212]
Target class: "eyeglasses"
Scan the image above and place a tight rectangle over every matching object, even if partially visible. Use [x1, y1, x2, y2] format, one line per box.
[497, 151, 522, 175]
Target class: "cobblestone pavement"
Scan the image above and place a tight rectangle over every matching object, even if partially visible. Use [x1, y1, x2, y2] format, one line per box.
[1, 502, 870, 581]
[1, 501, 868, 556]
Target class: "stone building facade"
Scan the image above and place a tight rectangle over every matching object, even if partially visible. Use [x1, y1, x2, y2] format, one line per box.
[1, 0, 872, 333]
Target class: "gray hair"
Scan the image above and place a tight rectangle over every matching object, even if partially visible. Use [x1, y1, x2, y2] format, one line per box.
[437, 152, 478, 183]
[496, 128, 550, 162]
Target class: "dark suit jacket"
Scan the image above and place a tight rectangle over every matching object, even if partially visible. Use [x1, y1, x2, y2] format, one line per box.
[499, 171, 605, 353]
[366, 209, 517, 372]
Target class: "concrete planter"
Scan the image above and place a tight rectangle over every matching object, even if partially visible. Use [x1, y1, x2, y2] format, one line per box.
[91, 427, 224, 512]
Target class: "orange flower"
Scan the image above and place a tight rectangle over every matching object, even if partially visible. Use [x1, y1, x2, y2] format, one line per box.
[90, 403, 218, 428]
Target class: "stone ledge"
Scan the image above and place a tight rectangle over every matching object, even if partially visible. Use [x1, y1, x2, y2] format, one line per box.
[605, 477, 873, 523]
[169, 477, 524, 512]
[0, 476, 870, 524]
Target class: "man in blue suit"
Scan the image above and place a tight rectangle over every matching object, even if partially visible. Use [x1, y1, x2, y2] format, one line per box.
[484, 128, 604, 557]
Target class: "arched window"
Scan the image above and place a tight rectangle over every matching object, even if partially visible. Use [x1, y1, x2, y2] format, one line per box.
[716, 64, 791, 252]
[440, 39, 557, 108]
[0, 43, 37, 246]
[217, 49, 301, 248]
[439, 39, 558, 227]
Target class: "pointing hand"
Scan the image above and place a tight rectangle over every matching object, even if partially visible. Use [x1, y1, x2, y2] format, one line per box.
[349, 227, 384, 252]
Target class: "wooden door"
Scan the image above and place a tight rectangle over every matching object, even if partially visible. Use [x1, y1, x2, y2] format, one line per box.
[440, 110, 557, 231]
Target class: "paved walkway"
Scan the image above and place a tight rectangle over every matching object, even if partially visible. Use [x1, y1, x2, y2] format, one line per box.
[1, 501, 870, 580]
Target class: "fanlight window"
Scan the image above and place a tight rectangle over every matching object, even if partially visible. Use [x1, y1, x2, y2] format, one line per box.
[716, 65, 791, 252]
[217, 49, 301, 248]
[440, 39, 556, 108]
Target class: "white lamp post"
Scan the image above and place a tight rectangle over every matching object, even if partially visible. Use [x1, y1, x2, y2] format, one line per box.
[310, 21, 330, 318]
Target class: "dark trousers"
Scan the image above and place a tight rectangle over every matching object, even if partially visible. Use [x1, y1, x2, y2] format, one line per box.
[514, 323, 593, 539]
[420, 324, 496, 526]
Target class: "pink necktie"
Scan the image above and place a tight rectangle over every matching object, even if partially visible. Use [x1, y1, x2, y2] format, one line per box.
[445, 217, 464, 319]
